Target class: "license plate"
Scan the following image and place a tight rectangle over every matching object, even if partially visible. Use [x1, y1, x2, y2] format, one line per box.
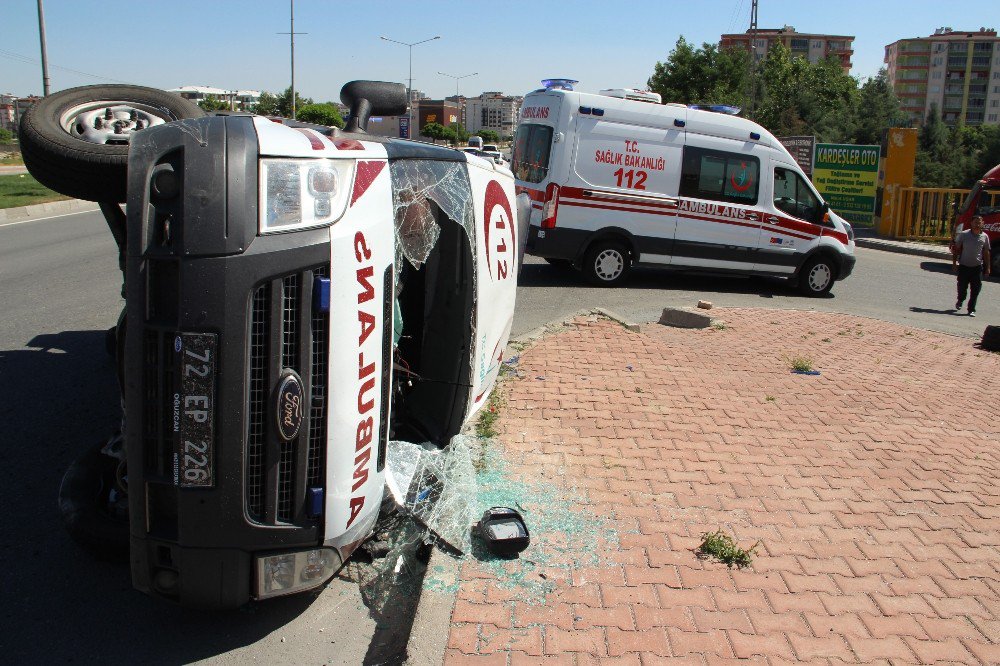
[174, 333, 217, 488]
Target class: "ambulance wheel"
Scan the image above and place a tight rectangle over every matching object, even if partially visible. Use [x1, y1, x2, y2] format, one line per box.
[798, 256, 836, 296]
[58, 439, 130, 562]
[584, 241, 631, 286]
[19, 84, 205, 202]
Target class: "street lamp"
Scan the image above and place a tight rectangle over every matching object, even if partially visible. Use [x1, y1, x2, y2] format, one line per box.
[380, 35, 441, 138]
[438, 71, 478, 97]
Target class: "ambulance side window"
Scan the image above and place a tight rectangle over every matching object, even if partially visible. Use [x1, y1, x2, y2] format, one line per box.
[773, 167, 820, 222]
[511, 124, 553, 184]
[679, 146, 759, 205]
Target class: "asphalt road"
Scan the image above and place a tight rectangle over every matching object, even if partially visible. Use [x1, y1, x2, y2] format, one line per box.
[513, 247, 998, 338]
[0, 210, 403, 666]
[0, 209, 996, 663]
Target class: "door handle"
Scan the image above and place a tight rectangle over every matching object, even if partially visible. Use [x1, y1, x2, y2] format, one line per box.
[766, 215, 780, 224]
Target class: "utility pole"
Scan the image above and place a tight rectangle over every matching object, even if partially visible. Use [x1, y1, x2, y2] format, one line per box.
[748, 0, 759, 118]
[36, 0, 51, 96]
[277, 0, 307, 118]
[381, 35, 441, 138]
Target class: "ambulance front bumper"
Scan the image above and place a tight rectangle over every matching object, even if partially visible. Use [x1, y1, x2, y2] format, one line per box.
[839, 254, 856, 280]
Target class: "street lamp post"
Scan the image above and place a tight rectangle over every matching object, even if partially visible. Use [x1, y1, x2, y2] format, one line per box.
[278, 0, 307, 119]
[438, 71, 478, 97]
[36, 0, 51, 96]
[380, 35, 440, 138]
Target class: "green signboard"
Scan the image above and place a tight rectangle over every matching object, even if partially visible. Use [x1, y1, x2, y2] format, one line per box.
[811, 143, 880, 225]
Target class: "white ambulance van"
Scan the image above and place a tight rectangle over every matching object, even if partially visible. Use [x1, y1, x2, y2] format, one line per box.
[513, 80, 856, 295]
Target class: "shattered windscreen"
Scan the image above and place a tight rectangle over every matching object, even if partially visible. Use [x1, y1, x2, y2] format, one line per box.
[389, 159, 476, 269]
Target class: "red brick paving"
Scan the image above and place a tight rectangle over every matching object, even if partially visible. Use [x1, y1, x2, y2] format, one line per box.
[444, 309, 999, 664]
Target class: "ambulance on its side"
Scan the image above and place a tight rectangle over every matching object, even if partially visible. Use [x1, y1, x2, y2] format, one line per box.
[512, 80, 856, 295]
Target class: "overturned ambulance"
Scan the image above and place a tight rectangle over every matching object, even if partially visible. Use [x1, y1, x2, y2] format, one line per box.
[21, 81, 523, 608]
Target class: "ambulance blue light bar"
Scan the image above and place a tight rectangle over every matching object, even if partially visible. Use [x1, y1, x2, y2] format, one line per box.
[688, 104, 742, 115]
[542, 78, 578, 91]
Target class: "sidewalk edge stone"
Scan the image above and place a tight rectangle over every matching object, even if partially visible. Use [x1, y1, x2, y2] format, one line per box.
[854, 237, 950, 260]
[0, 199, 97, 223]
[404, 549, 460, 665]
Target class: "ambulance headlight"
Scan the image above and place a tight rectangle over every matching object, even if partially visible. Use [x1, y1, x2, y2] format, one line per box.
[259, 158, 354, 234]
[255, 548, 342, 599]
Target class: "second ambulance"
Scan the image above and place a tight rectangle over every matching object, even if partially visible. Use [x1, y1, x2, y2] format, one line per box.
[513, 80, 856, 295]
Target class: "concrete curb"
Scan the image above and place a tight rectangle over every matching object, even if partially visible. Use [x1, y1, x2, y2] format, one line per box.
[404, 306, 641, 664]
[0, 199, 98, 223]
[854, 237, 951, 260]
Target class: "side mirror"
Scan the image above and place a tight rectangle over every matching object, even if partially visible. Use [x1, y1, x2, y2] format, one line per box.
[341, 81, 408, 133]
[817, 202, 830, 224]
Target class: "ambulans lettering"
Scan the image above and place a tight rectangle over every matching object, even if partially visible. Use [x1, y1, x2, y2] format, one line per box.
[348, 231, 377, 529]
[522, 106, 549, 119]
[677, 199, 754, 220]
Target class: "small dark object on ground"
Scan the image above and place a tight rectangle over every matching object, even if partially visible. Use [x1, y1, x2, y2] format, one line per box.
[476, 507, 530, 557]
[982, 325, 1000, 352]
[696, 529, 760, 568]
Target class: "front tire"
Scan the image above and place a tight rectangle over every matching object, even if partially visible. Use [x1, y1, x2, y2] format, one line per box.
[58, 440, 129, 562]
[584, 241, 631, 286]
[797, 255, 836, 296]
[20, 84, 205, 202]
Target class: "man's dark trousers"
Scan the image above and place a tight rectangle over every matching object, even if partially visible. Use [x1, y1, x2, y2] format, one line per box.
[957, 264, 983, 311]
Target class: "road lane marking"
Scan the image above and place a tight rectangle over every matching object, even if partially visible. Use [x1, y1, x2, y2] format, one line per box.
[0, 208, 100, 228]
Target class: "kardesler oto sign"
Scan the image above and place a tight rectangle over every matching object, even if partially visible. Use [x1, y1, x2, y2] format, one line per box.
[812, 143, 880, 225]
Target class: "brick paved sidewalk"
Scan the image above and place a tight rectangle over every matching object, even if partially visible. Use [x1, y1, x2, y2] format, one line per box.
[445, 309, 999, 665]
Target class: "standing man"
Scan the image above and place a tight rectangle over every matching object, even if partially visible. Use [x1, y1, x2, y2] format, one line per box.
[953, 215, 991, 317]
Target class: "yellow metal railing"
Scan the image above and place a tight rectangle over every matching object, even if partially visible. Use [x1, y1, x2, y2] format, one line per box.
[888, 187, 969, 239]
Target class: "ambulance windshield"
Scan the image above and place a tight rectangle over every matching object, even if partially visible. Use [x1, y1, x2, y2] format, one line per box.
[511, 124, 553, 184]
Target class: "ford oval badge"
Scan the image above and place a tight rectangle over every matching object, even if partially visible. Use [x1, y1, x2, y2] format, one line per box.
[275, 370, 304, 441]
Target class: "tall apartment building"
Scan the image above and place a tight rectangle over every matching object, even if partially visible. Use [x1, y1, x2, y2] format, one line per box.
[465, 92, 522, 138]
[720, 26, 854, 73]
[885, 27, 1000, 126]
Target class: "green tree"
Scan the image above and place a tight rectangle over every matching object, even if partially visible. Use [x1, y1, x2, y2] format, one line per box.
[252, 91, 278, 115]
[475, 129, 500, 143]
[275, 86, 313, 118]
[449, 122, 469, 145]
[754, 45, 858, 141]
[847, 69, 909, 145]
[967, 125, 1000, 184]
[0, 128, 14, 142]
[296, 103, 345, 128]
[420, 122, 449, 142]
[648, 37, 749, 107]
[198, 94, 231, 112]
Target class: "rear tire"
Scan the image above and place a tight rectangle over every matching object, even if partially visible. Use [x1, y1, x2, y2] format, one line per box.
[20, 84, 205, 202]
[797, 255, 837, 296]
[584, 241, 631, 286]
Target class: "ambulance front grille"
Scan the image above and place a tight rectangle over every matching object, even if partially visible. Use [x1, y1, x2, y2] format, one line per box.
[246, 265, 329, 526]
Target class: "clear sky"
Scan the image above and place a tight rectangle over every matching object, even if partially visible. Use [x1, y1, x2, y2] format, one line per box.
[1, 1, 995, 101]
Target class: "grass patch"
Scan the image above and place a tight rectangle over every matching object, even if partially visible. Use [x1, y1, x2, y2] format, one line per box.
[0, 173, 69, 209]
[787, 355, 814, 372]
[765, 395, 776, 402]
[710, 321, 727, 331]
[0, 155, 24, 166]
[696, 529, 760, 568]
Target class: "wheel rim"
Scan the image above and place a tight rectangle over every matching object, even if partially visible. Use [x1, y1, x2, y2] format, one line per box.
[595, 249, 624, 281]
[59, 101, 172, 145]
[807, 262, 832, 292]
